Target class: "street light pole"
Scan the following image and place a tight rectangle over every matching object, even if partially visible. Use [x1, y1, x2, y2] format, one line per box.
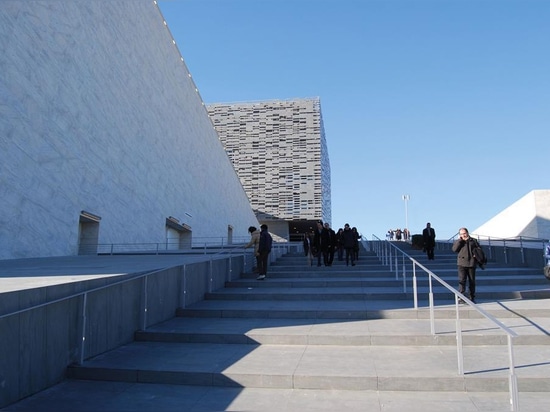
[402, 194, 410, 231]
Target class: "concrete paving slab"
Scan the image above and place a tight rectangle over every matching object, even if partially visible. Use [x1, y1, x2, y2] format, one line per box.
[66, 340, 550, 392]
[0, 254, 216, 293]
[3, 380, 549, 412]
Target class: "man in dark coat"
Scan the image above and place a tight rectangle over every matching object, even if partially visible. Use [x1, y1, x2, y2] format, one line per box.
[256, 224, 273, 280]
[322, 222, 336, 266]
[341, 223, 356, 266]
[422, 222, 436, 260]
[451, 227, 479, 303]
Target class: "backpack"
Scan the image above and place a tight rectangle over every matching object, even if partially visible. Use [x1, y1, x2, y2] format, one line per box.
[472, 242, 487, 270]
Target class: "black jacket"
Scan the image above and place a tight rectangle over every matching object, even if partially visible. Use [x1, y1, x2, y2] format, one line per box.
[341, 228, 356, 249]
[452, 237, 479, 268]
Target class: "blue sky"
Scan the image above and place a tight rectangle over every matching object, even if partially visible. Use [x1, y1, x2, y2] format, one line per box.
[158, 0, 549, 240]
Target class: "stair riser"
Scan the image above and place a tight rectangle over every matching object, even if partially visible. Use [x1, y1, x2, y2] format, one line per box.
[134, 331, 550, 346]
[177, 308, 550, 320]
[66, 367, 550, 392]
[205, 290, 550, 301]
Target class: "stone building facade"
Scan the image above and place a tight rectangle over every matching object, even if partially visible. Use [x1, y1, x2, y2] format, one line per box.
[207, 98, 331, 239]
[0, 1, 257, 259]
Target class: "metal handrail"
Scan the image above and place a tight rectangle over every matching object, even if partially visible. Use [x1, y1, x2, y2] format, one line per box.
[0, 242, 293, 366]
[371, 236, 520, 411]
[447, 232, 549, 245]
[85, 236, 296, 256]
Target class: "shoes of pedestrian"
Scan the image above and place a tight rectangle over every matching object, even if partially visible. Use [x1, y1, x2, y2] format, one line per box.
[256, 274, 266, 280]
[352, 263, 356, 266]
[458, 298, 466, 304]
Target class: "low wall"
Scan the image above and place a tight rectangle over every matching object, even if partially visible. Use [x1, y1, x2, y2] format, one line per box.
[0, 254, 247, 409]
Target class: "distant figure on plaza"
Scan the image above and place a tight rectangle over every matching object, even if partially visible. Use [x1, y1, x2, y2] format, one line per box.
[422, 222, 436, 260]
[451, 227, 478, 303]
[403, 228, 410, 241]
[395, 228, 402, 241]
[335, 228, 344, 261]
[323, 222, 336, 266]
[303, 232, 314, 267]
[341, 223, 356, 266]
[244, 226, 260, 272]
[544, 242, 550, 280]
[313, 221, 324, 266]
[256, 224, 273, 280]
[351, 227, 360, 261]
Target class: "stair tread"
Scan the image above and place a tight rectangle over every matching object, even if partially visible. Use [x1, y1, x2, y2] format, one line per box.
[141, 316, 550, 341]
[70, 340, 550, 382]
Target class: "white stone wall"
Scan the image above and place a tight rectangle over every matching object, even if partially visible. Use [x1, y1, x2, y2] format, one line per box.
[0, 1, 257, 259]
[473, 190, 550, 239]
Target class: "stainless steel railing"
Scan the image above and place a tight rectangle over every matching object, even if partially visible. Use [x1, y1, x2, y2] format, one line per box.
[371, 237, 520, 411]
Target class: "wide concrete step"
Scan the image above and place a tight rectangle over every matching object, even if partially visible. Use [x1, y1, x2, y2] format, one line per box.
[205, 286, 550, 302]
[66, 340, 550, 392]
[229, 276, 549, 289]
[135, 316, 550, 346]
[176, 299, 550, 320]
[7, 381, 549, 412]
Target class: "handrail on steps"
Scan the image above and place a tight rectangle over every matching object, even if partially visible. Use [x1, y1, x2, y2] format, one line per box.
[370, 235, 520, 412]
[0, 242, 291, 366]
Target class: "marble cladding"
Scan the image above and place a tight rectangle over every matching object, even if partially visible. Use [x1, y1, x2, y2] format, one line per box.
[0, 1, 257, 259]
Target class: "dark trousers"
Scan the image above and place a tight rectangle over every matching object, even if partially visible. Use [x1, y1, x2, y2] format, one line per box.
[426, 247, 435, 260]
[345, 248, 355, 265]
[327, 247, 335, 265]
[337, 246, 343, 261]
[458, 265, 476, 299]
[322, 248, 334, 266]
[258, 251, 270, 275]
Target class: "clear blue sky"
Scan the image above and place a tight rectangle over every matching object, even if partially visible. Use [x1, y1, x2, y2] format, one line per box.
[158, 0, 549, 240]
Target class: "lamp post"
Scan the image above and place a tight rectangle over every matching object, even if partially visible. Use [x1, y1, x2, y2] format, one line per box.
[402, 194, 410, 231]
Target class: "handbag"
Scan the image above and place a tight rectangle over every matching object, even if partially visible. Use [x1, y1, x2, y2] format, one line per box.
[473, 245, 487, 269]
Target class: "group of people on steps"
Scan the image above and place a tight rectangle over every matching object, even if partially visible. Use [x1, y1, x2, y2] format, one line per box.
[303, 221, 361, 267]
[244, 221, 480, 306]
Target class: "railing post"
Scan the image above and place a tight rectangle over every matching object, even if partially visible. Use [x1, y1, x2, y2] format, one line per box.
[412, 263, 418, 309]
[519, 237, 525, 264]
[402, 254, 407, 293]
[208, 258, 213, 293]
[395, 255, 399, 280]
[78, 292, 88, 365]
[429, 275, 435, 335]
[503, 240, 508, 264]
[455, 298, 464, 375]
[141, 276, 148, 330]
[507, 335, 519, 411]
[228, 252, 232, 283]
[180, 265, 187, 308]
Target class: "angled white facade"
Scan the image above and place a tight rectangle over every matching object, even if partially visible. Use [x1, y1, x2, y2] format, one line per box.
[207, 98, 331, 238]
[0, 1, 257, 259]
[473, 190, 550, 239]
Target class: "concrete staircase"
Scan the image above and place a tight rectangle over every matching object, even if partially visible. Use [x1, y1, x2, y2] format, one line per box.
[8, 243, 550, 411]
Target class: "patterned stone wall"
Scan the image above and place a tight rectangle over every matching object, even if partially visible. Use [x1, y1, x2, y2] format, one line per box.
[0, 1, 257, 259]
